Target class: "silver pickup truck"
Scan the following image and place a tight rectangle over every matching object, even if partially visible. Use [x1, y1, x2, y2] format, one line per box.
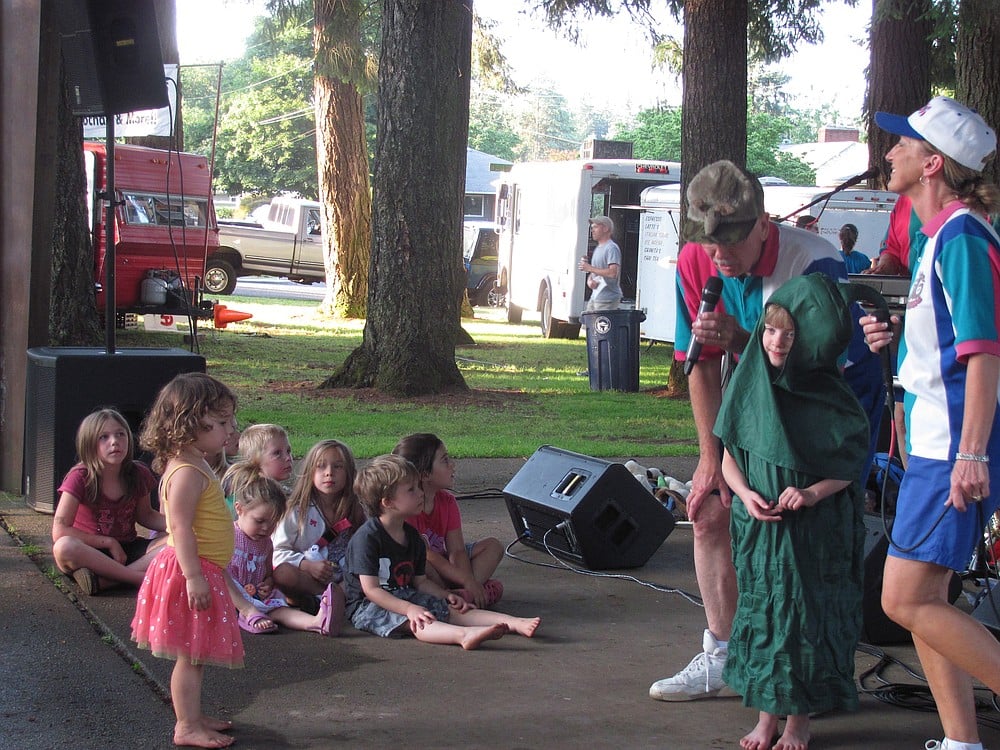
[205, 197, 325, 294]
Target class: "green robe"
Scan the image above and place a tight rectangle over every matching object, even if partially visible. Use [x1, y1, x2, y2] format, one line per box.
[715, 273, 871, 716]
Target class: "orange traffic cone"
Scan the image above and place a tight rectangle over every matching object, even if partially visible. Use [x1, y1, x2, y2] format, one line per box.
[213, 304, 253, 329]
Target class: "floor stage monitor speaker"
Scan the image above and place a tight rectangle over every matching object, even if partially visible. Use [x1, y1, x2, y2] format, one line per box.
[504, 445, 674, 570]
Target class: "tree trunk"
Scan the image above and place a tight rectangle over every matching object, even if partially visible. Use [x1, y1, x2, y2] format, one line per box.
[671, 0, 747, 392]
[321, 0, 471, 396]
[313, 0, 372, 319]
[865, 0, 933, 187]
[956, 0, 1000, 186]
[49, 67, 101, 346]
[680, 0, 747, 238]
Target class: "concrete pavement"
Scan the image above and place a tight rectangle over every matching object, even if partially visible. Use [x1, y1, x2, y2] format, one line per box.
[1, 455, 998, 749]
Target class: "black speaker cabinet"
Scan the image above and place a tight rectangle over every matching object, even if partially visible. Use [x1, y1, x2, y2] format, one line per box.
[23, 347, 205, 513]
[860, 513, 963, 644]
[860, 513, 911, 644]
[504, 445, 674, 570]
[58, 0, 168, 116]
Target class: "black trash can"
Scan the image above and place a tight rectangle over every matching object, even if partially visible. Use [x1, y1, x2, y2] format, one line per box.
[580, 308, 647, 392]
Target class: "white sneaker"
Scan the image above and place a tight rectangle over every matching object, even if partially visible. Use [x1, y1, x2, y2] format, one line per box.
[649, 630, 736, 702]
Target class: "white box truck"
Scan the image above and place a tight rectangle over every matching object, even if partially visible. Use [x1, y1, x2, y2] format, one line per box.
[635, 184, 896, 343]
[494, 159, 682, 338]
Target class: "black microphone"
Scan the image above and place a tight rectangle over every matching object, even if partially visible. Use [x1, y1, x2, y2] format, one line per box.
[836, 167, 880, 191]
[870, 306, 896, 415]
[684, 276, 724, 376]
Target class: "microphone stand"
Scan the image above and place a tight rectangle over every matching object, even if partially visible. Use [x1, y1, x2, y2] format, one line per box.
[775, 170, 877, 225]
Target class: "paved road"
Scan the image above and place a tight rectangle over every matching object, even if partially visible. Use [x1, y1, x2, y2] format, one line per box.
[233, 276, 326, 301]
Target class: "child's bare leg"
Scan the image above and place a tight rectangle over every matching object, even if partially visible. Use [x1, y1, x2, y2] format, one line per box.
[53, 537, 144, 589]
[740, 710, 779, 750]
[450, 608, 540, 637]
[469, 537, 503, 582]
[269, 606, 322, 631]
[272, 562, 325, 603]
[413, 620, 506, 650]
[774, 714, 810, 750]
[171, 658, 234, 748]
[270, 585, 345, 636]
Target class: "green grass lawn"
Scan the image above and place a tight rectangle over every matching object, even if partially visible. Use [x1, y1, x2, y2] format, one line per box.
[119, 300, 697, 459]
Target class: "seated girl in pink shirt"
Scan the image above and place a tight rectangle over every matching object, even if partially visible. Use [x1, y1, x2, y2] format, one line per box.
[392, 433, 503, 608]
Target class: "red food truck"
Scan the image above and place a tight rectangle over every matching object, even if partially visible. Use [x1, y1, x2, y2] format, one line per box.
[84, 141, 221, 323]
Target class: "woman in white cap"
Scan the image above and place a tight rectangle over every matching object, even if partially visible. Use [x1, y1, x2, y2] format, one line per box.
[865, 96, 1000, 750]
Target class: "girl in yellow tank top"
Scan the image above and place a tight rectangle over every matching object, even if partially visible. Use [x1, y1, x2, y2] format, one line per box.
[131, 373, 246, 749]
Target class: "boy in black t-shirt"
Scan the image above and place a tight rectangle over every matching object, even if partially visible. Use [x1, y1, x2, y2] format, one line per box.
[345, 455, 540, 649]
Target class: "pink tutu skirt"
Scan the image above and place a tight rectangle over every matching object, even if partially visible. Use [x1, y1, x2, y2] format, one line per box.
[131, 547, 244, 668]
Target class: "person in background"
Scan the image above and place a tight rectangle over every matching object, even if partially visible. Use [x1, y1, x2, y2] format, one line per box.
[578, 215, 622, 311]
[864, 193, 921, 277]
[650, 160, 882, 703]
[863, 95, 1000, 750]
[52, 408, 164, 596]
[838, 223, 870, 274]
[794, 214, 819, 233]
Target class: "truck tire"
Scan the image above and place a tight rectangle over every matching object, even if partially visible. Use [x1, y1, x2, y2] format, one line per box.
[204, 259, 237, 295]
[540, 283, 566, 339]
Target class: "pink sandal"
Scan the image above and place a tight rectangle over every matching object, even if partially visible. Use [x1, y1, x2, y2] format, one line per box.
[238, 610, 278, 634]
[483, 578, 504, 607]
[316, 583, 344, 637]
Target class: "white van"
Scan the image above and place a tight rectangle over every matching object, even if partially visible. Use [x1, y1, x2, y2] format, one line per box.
[494, 159, 682, 338]
[634, 184, 896, 343]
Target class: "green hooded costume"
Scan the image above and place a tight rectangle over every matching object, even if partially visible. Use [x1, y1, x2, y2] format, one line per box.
[715, 273, 871, 716]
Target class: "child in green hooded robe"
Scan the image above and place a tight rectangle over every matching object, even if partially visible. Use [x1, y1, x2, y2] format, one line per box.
[714, 273, 871, 750]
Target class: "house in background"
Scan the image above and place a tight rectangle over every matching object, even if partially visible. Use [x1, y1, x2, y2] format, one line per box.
[465, 148, 512, 221]
[779, 126, 869, 187]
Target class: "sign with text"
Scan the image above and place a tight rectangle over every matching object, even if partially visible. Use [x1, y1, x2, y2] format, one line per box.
[82, 64, 178, 139]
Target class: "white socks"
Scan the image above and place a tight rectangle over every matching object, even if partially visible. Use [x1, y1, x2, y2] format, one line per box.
[942, 739, 984, 750]
[703, 629, 728, 653]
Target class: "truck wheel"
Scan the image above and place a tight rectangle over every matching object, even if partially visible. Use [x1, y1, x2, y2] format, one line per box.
[204, 259, 237, 295]
[486, 285, 504, 308]
[540, 284, 565, 339]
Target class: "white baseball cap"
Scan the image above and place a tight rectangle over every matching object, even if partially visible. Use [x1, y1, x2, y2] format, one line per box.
[875, 96, 997, 172]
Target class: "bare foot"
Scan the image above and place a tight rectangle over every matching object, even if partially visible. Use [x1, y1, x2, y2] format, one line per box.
[174, 722, 235, 748]
[460, 623, 507, 650]
[773, 715, 810, 750]
[508, 616, 541, 637]
[740, 711, 779, 750]
[201, 715, 233, 732]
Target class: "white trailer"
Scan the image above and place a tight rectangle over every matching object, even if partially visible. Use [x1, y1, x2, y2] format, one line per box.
[761, 185, 898, 258]
[494, 159, 682, 338]
[635, 184, 896, 343]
